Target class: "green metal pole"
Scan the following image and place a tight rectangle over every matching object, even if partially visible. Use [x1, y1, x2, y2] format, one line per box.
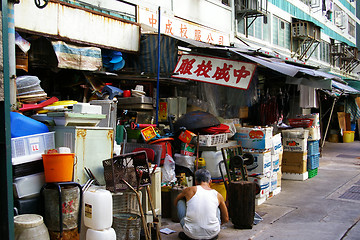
[0, 0, 15, 239]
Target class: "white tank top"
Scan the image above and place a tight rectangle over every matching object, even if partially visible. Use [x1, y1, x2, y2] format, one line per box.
[183, 185, 220, 239]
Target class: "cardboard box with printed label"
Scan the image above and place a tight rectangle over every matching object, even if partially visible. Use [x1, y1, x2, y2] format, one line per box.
[244, 149, 272, 175]
[282, 151, 307, 174]
[236, 127, 273, 139]
[270, 172, 278, 192]
[306, 126, 321, 141]
[282, 138, 307, 152]
[249, 175, 270, 199]
[271, 133, 283, 154]
[271, 153, 280, 173]
[237, 137, 272, 150]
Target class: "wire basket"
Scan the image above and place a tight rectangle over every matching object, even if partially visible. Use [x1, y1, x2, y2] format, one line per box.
[103, 151, 151, 193]
[112, 190, 140, 216]
[113, 213, 141, 240]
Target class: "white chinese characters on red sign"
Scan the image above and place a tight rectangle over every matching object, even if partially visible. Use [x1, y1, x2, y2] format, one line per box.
[173, 55, 256, 90]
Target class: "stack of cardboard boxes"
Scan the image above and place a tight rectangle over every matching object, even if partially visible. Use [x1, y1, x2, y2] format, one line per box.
[235, 127, 283, 205]
[281, 128, 309, 180]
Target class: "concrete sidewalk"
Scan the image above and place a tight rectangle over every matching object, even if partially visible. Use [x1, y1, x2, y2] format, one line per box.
[159, 141, 360, 240]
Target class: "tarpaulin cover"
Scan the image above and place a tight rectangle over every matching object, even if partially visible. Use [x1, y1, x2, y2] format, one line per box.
[52, 41, 102, 71]
[128, 34, 178, 74]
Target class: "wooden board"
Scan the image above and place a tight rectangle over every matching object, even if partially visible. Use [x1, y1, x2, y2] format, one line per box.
[337, 112, 351, 132]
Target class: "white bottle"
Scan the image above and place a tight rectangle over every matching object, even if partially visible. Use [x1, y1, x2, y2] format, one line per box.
[86, 227, 116, 240]
[83, 188, 113, 230]
[201, 151, 226, 178]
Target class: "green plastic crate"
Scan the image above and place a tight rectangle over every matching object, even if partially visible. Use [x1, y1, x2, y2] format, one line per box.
[308, 168, 318, 179]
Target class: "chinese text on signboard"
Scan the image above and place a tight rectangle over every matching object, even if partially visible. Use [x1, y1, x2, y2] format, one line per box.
[173, 55, 256, 90]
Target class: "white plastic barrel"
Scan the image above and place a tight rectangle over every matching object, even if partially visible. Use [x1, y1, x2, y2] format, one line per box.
[14, 214, 50, 240]
[201, 151, 226, 178]
[83, 188, 113, 230]
[86, 228, 116, 240]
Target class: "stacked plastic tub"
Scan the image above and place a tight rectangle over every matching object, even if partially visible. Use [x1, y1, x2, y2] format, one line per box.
[305, 114, 321, 179]
[307, 141, 320, 178]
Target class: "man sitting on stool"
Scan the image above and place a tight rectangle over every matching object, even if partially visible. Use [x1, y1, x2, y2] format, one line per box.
[175, 169, 229, 240]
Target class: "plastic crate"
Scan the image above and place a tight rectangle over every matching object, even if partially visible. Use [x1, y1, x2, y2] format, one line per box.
[308, 168, 318, 179]
[307, 140, 320, 155]
[199, 133, 227, 146]
[103, 151, 151, 193]
[112, 190, 140, 216]
[307, 153, 320, 170]
[11, 132, 55, 160]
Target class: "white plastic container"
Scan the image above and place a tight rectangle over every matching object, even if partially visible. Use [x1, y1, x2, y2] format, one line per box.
[83, 187, 113, 230]
[86, 228, 116, 240]
[73, 103, 102, 114]
[201, 151, 226, 179]
[14, 214, 50, 240]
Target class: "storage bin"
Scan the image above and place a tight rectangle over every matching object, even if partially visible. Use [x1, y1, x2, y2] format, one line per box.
[343, 131, 355, 143]
[307, 140, 319, 155]
[11, 132, 55, 160]
[308, 168, 318, 179]
[13, 173, 45, 199]
[10, 112, 49, 138]
[307, 154, 320, 170]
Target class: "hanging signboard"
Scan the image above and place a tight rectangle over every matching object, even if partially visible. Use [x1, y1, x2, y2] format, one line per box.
[138, 6, 230, 46]
[173, 54, 256, 90]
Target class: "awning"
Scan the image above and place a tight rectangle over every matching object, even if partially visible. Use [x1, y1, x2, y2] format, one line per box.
[235, 52, 344, 89]
[332, 81, 360, 94]
[236, 52, 299, 77]
[345, 79, 360, 92]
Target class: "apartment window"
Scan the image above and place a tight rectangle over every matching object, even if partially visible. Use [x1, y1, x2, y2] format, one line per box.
[237, 16, 270, 42]
[348, 18, 355, 37]
[319, 41, 330, 63]
[272, 16, 291, 49]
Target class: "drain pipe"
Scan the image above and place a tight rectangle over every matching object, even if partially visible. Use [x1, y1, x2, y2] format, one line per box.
[2, 1, 15, 239]
[8, 2, 16, 110]
[155, 6, 161, 126]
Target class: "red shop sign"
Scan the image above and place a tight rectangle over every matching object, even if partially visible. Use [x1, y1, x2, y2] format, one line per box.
[173, 54, 256, 90]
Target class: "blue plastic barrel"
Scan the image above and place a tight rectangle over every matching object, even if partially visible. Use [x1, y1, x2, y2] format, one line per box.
[10, 112, 49, 138]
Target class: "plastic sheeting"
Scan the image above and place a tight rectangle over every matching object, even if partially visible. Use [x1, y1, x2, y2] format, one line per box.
[52, 41, 102, 71]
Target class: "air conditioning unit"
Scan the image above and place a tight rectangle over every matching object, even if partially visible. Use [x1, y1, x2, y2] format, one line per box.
[309, 0, 320, 8]
[335, 11, 346, 28]
[235, 0, 265, 11]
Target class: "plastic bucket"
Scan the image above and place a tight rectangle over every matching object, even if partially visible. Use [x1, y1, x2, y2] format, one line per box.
[210, 182, 227, 201]
[42, 153, 75, 182]
[343, 131, 355, 143]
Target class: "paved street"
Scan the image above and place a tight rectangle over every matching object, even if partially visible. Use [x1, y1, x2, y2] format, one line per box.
[160, 141, 360, 240]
